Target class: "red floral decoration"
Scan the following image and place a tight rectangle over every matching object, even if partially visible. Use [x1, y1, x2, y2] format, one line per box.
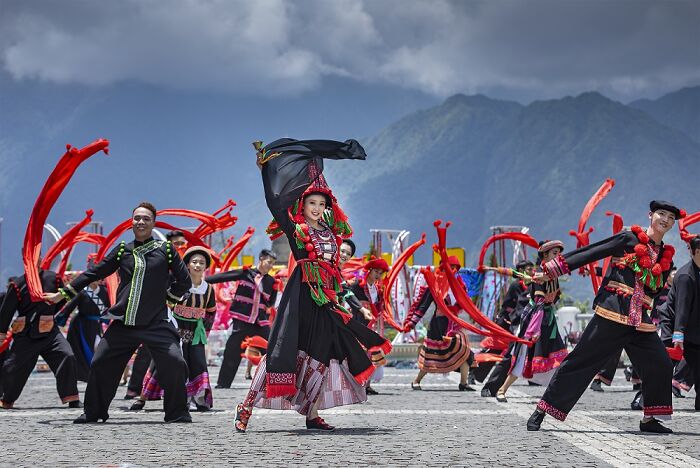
[624, 224, 674, 291]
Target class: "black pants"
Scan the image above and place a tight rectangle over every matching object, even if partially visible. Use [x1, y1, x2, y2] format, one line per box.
[482, 354, 512, 396]
[595, 350, 639, 385]
[683, 341, 700, 410]
[217, 320, 269, 387]
[0, 328, 79, 404]
[126, 345, 152, 397]
[539, 315, 672, 420]
[84, 320, 188, 421]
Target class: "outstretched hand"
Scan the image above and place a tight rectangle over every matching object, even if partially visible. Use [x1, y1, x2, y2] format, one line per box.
[531, 272, 548, 284]
[43, 292, 63, 304]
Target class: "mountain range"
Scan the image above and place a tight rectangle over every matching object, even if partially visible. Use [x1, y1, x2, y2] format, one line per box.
[1, 82, 698, 299]
[326, 86, 699, 297]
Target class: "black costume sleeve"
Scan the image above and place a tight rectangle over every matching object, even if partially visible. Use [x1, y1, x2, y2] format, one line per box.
[261, 138, 367, 238]
[268, 284, 278, 308]
[167, 249, 192, 302]
[345, 290, 363, 313]
[65, 245, 121, 297]
[403, 287, 434, 330]
[55, 294, 81, 325]
[0, 283, 19, 333]
[544, 231, 632, 278]
[206, 269, 248, 285]
[672, 272, 696, 343]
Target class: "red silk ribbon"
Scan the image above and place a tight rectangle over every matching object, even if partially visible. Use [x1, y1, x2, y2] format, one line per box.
[23, 139, 109, 301]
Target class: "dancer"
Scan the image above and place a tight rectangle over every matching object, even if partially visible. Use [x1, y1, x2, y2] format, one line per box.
[338, 239, 372, 323]
[206, 249, 278, 388]
[671, 236, 700, 410]
[124, 230, 187, 399]
[44, 202, 192, 423]
[480, 261, 536, 396]
[495, 241, 568, 402]
[132, 246, 217, 412]
[485, 261, 535, 333]
[0, 270, 81, 408]
[55, 279, 110, 382]
[350, 257, 390, 394]
[527, 201, 679, 433]
[403, 256, 475, 391]
[234, 138, 390, 433]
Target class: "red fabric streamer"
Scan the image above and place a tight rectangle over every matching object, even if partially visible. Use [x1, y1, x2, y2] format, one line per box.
[209, 236, 235, 274]
[97, 207, 230, 262]
[478, 232, 539, 269]
[433, 221, 532, 345]
[157, 209, 220, 231]
[569, 178, 615, 293]
[23, 139, 109, 301]
[55, 232, 106, 278]
[220, 227, 255, 272]
[679, 211, 700, 243]
[340, 258, 365, 279]
[601, 211, 625, 277]
[605, 211, 624, 235]
[193, 200, 237, 238]
[382, 234, 426, 332]
[667, 346, 683, 361]
[40, 210, 94, 270]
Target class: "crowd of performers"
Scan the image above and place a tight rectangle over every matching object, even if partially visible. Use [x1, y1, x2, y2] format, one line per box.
[0, 137, 698, 436]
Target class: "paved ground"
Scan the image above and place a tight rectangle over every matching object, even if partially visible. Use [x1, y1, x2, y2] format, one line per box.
[1, 365, 698, 467]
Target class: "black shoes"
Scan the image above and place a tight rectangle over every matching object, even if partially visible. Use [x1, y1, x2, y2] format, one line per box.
[129, 400, 145, 411]
[458, 383, 476, 391]
[214, 385, 230, 389]
[68, 400, 83, 409]
[639, 418, 673, 434]
[526, 410, 545, 431]
[631, 391, 644, 411]
[366, 386, 379, 395]
[589, 379, 604, 392]
[624, 367, 632, 381]
[480, 388, 492, 397]
[73, 413, 107, 424]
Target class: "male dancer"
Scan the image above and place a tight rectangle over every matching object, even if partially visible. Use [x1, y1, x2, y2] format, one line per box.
[0, 270, 81, 408]
[206, 249, 277, 388]
[671, 236, 700, 410]
[45, 202, 192, 423]
[528, 201, 680, 433]
[124, 229, 187, 399]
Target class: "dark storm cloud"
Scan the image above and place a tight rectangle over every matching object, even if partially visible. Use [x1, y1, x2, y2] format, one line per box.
[1, 0, 698, 99]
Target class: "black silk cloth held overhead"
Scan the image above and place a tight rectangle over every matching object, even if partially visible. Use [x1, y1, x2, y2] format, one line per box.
[258, 139, 388, 398]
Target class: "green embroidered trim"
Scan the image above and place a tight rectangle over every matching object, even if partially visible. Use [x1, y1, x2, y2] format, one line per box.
[124, 240, 164, 326]
[174, 315, 207, 345]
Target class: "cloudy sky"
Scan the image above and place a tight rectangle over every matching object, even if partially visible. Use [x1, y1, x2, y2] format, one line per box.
[2, 0, 699, 101]
[0, 0, 698, 277]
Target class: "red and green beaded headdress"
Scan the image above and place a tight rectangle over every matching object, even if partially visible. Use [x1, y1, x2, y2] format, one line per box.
[266, 161, 352, 240]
